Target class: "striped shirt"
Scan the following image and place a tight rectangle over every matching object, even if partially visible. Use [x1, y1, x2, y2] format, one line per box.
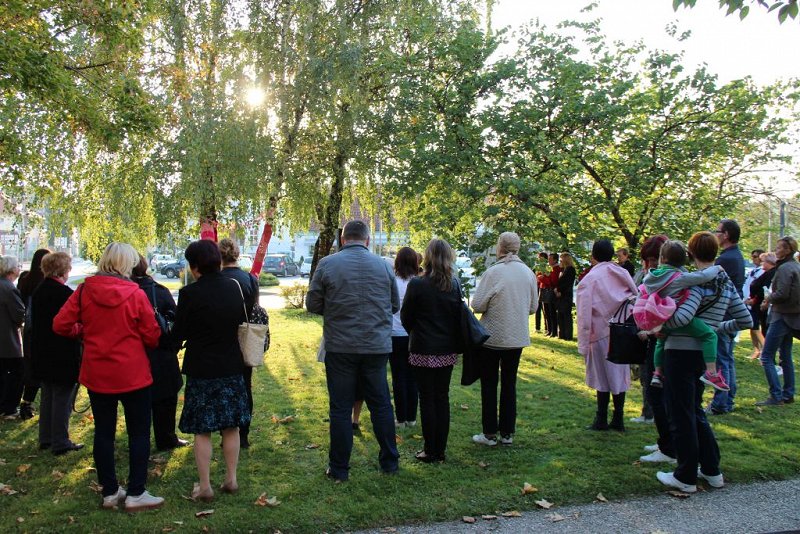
[663, 270, 753, 351]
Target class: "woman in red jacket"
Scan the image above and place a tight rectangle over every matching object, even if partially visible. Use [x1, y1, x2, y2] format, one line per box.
[54, 243, 163, 512]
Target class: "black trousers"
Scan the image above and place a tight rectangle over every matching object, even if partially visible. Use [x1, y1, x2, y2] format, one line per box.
[0, 358, 24, 415]
[556, 298, 573, 340]
[663, 348, 721, 485]
[543, 302, 558, 337]
[152, 395, 179, 449]
[21, 332, 40, 404]
[643, 340, 671, 454]
[479, 347, 522, 436]
[413, 365, 453, 459]
[389, 336, 418, 423]
[535, 300, 544, 331]
[240, 367, 253, 443]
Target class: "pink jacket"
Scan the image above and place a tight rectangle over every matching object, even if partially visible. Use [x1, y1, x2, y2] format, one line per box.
[576, 262, 638, 357]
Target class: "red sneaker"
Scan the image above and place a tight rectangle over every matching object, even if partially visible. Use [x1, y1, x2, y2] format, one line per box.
[700, 370, 730, 391]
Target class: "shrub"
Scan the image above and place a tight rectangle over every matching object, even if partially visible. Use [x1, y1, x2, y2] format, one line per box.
[258, 273, 279, 287]
[279, 282, 308, 309]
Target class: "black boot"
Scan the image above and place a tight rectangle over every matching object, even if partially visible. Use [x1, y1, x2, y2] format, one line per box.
[586, 391, 609, 430]
[609, 392, 626, 432]
[19, 402, 34, 421]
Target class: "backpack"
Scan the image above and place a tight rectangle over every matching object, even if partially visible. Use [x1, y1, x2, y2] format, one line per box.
[632, 272, 686, 331]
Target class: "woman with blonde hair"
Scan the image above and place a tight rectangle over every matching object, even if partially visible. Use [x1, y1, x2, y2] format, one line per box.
[401, 239, 462, 462]
[555, 252, 577, 340]
[54, 243, 163, 511]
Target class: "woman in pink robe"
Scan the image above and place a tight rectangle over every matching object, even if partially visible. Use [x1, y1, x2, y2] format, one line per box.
[576, 240, 639, 432]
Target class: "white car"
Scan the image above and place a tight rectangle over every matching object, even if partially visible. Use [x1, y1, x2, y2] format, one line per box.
[150, 254, 176, 271]
[300, 256, 313, 277]
[239, 254, 254, 271]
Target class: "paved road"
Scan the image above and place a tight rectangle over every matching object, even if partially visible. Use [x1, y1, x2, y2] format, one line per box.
[356, 478, 800, 534]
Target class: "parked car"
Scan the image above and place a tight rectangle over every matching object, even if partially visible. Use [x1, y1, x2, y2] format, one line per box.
[262, 254, 299, 277]
[150, 254, 176, 271]
[299, 257, 313, 277]
[239, 254, 254, 271]
[161, 259, 187, 279]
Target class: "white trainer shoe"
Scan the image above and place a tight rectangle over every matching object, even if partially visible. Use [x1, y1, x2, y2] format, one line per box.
[656, 471, 697, 493]
[472, 433, 497, 446]
[124, 490, 165, 512]
[500, 434, 513, 445]
[629, 416, 655, 424]
[643, 444, 659, 452]
[697, 468, 725, 488]
[640, 451, 677, 464]
[406, 421, 417, 428]
[102, 487, 127, 509]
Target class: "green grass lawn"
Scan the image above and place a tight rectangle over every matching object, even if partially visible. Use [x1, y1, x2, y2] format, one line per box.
[1, 309, 798, 532]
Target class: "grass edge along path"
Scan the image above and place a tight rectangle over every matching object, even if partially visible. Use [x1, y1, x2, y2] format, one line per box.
[0, 309, 798, 533]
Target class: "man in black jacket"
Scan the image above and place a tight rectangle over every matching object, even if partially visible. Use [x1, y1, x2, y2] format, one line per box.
[306, 220, 400, 482]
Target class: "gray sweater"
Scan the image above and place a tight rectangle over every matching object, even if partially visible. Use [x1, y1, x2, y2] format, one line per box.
[306, 243, 399, 354]
[663, 269, 752, 351]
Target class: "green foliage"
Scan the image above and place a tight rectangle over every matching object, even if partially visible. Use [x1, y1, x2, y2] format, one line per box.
[673, 0, 799, 23]
[279, 282, 308, 308]
[258, 272, 279, 287]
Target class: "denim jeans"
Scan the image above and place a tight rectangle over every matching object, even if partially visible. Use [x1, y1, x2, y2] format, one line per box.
[663, 349, 721, 485]
[325, 352, 399, 480]
[479, 347, 522, 436]
[760, 317, 796, 401]
[413, 365, 453, 459]
[710, 332, 737, 413]
[389, 336, 418, 423]
[88, 386, 152, 497]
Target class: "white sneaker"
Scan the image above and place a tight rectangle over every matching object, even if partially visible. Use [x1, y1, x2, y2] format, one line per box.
[472, 433, 497, 446]
[640, 451, 677, 464]
[395, 421, 406, 429]
[124, 490, 165, 512]
[629, 416, 655, 424]
[500, 434, 513, 445]
[406, 421, 417, 428]
[643, 444, 659, 452]
[102, 487, 126, 509]
[656, 471, 697, 493]
[697, 468, 725, 488]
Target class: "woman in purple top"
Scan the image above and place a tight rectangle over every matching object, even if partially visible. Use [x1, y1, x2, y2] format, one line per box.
[400, 239, 462, 463]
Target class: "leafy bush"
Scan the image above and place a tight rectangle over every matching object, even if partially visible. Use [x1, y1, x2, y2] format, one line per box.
[258, 273, 279, 287]
[279, 282, 308, 309]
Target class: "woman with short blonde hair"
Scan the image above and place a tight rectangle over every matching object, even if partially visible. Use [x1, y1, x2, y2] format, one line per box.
[96, 243, 139, 278]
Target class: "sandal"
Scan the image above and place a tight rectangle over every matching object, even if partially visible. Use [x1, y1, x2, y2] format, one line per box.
[191, 482, 214, 502]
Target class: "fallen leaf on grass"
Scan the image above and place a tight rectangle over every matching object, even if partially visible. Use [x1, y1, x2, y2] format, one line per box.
[149, 466, 163, 477]
[26, 455, 38, 459]
[547, 513, 566, 522]
[88, 481, 103, 493]
[632, 460, 642, 466]
[756, 407, 764, 414]
[68, 516, 75, 524]
[395, 434, 403, 444]
[459, 404, 469, 410]
[411, 435, 423, 440]
[535, 499, 554, 509]
[29, 510, 39, 515]
[287, 376, 300, 381]
[501, 511, 522, 517]
[667, 490, 691, 499]
[51, 470, 65, 481]
[542, 395, 550, 400]
[173, 521, 184, 525]
[271, 415, 295, 424]
[304, 443, 320, 450]
[0, 458, 6, 464]
[195, 509, 215, 517]
[16, 464, 31, 476]
[478, 461, 489, 469]
[16, 517, 24, 523]
[0, 483, 18, 495]
[462, 516, 476, 524]
[596, 492, 608, 502]
[255, 493, 280, 507]
[481, 514, 497, 520]
[525, 393, 533, 399]
[521, 482, 538, 495]
[150, 455, 168, 464]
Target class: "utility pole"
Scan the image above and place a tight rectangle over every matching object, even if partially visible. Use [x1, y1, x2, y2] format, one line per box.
[780, 200, 787, 238]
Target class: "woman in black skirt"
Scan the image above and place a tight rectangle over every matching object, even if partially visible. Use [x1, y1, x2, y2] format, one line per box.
[173, 240, 250, 502]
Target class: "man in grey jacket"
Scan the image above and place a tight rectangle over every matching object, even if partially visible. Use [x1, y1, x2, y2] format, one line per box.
[306, 220, 400, 481]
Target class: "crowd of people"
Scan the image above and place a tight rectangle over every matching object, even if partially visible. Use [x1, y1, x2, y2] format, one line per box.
[0, 216, 796, 509]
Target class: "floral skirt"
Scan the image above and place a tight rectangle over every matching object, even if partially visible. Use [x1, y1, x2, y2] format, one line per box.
[179, 374, 251, 435]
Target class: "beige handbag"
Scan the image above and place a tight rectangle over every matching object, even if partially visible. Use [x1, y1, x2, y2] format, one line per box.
[232, 279, 268, 367]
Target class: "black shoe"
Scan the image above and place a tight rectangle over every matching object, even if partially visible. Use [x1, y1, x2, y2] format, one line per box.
[157, 438, 190, 451]
[39, 443, 51, 450]
[19, 403, 34, 420]
[586, 413, 608, 431]
[783, 397, 795, 404]
[324, 467, 346, 483]
[609, 415, 625, 432]
[52, 443, 84, 456]
[240, 437, 250, 449]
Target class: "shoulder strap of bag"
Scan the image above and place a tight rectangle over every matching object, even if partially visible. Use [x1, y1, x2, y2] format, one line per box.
[655, 271, 682, 295]
[230, 278, 249, 322]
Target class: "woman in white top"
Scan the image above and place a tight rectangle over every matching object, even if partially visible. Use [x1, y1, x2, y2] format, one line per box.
[390, 247, 420, 428]
[470, 233, 538, 446]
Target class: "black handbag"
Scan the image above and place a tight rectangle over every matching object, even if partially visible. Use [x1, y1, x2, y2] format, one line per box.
[607, 298, 646, 365]
[540, 287, 556, 304]
[148, 284, 173, 336]
[461, 302, 490, 348]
